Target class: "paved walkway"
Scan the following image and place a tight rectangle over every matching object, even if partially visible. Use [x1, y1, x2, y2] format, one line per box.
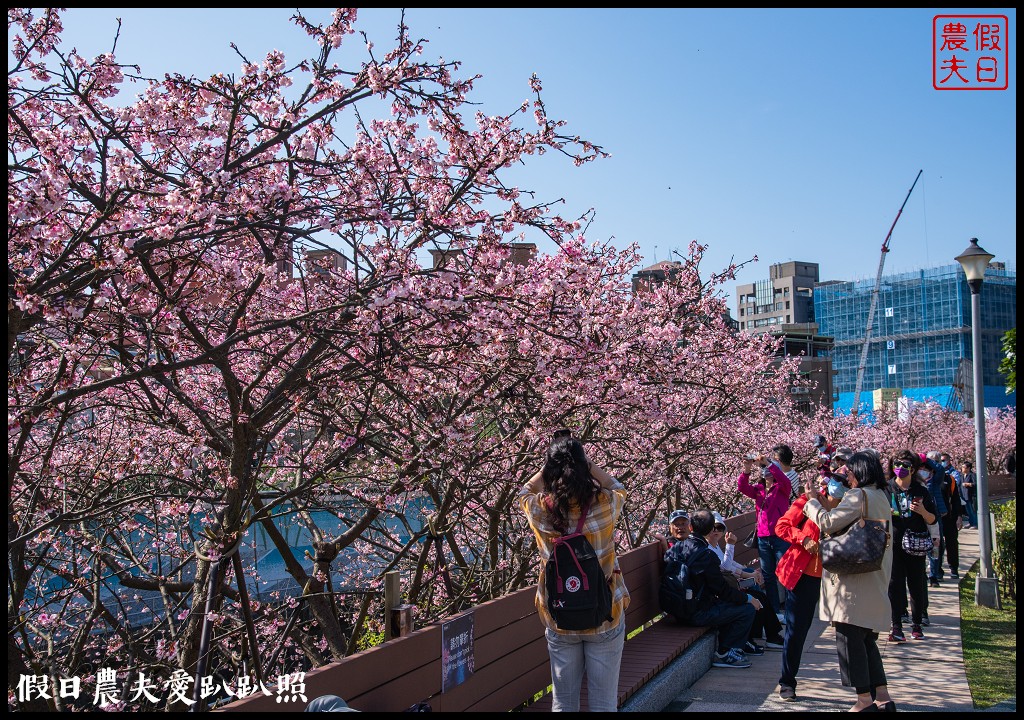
[664, 526, 1014, 712]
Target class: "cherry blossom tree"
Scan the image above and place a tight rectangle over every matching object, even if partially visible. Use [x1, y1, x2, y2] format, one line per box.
[10, 8, 1013, 713]
[9, 7, 608, 708]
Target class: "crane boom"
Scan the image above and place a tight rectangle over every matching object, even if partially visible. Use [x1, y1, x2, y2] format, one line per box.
[850, 169, 923, 414]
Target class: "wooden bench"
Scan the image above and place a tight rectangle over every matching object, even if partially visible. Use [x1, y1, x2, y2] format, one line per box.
[219, 512, 758, 713]
[521, 510, 760, 712]
[518, 540, 709, 712]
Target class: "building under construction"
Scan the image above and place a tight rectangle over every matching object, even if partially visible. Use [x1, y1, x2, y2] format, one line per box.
[814, 262, 1016, 413]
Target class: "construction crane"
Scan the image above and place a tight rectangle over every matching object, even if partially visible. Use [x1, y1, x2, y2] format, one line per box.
[851, 169, 923, 415]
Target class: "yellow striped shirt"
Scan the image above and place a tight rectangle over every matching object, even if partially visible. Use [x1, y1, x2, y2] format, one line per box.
[519, 481, 630, 635]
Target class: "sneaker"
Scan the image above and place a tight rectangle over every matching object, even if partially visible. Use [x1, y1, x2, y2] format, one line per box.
[888, 626, 907, 642]
[713, 649, 751, 669]
[950, 570, 959, 579]
[929, 577, 940, 588]
[742, 640, 765, 656]
[900, 612, 910, 624]
[779, 684, 797, 701]
[764, 636, 785, 650]
[911, 624, 925, 640]
[921, 614, 930, 627]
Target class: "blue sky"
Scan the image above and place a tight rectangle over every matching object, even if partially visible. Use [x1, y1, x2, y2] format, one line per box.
[20, 8, 1017, 308]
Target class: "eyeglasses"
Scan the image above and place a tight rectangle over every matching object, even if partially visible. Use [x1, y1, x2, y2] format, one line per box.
[893, 461, 912, 469]
[713, 524, 726, 532]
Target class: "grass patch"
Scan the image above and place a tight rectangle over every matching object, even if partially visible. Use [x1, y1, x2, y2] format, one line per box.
[959, 560, 1016, 709]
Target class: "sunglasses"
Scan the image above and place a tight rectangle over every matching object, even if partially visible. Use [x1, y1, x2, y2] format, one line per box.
[713, 524, 726, 532]
[893, 461, 912, 469]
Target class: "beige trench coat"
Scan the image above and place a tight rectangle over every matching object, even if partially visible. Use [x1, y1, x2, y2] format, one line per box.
[804, 486, 893, 633]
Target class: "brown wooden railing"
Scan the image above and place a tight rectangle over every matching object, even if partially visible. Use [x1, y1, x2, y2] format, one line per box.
[218, 511, 758, 713]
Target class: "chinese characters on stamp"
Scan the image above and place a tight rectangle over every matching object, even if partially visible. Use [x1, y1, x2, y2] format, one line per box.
[934, 15, 1009, 90]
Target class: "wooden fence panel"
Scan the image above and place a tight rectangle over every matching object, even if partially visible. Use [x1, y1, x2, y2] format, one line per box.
[217, 531, 746, 713]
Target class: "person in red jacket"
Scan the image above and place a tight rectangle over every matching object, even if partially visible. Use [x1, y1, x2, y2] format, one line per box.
[773, 466, 845, 702]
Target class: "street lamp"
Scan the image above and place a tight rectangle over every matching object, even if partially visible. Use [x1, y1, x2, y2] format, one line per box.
[954, 237, 1000, 609]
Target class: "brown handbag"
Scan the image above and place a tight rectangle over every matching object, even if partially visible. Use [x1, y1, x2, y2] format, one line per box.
[819, 489, 890, 575]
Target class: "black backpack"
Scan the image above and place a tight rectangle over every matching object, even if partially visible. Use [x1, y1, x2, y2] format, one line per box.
[659, 540, 702, 621]
[544, 502, 614, 631]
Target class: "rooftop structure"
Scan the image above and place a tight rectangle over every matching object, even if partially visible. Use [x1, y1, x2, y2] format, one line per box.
[735, 261, 818, 333]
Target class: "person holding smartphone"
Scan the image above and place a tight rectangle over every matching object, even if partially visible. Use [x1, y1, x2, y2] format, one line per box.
[772, 451, 843, 701]
[803, 452, 897, 713]
[738, 446, 796, 620]
[520, 430, 629, 712]
[886, 450, 937, 642]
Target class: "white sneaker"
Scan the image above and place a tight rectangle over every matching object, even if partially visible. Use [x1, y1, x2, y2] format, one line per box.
[712, 649, 751, 669]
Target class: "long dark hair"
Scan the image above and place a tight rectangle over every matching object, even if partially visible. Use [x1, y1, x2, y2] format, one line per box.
[845, 451, 887, 490]
[542, 436, 600, 533]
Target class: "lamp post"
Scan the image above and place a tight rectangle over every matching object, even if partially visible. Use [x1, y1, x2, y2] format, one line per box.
[954, 237, 1000, 609]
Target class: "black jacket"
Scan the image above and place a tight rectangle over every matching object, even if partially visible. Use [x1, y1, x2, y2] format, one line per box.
[663, 534, 747, 612]
[887, 480, 936, 541]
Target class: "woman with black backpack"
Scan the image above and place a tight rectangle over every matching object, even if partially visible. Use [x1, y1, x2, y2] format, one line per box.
[520, 433, 629, 712]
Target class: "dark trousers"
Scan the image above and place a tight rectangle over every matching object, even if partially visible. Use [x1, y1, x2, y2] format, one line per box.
[928, 516, 945, 580]
[889, 547, 928, 625]
[757, 535, 790, 614]
[690, 601, 755, 654]
[779, 573, 821, 689]
[747, 586, 783, 641]
[834, 622, 887, 693]
[943, 518, 960, 572]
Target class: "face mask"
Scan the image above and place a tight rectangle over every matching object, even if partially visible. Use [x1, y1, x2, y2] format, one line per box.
[894, 467, 910, 479]
[918, 469, 932, 480]
[826, 478, 848, 499]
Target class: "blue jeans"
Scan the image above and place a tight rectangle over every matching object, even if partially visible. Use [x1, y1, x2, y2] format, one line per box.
[758, 535, 791, 614]
[545, 621, 625, 712]
[963, 499, 978, 527]
[689, 601, 756, 655]
[779, 573, 821, 689]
